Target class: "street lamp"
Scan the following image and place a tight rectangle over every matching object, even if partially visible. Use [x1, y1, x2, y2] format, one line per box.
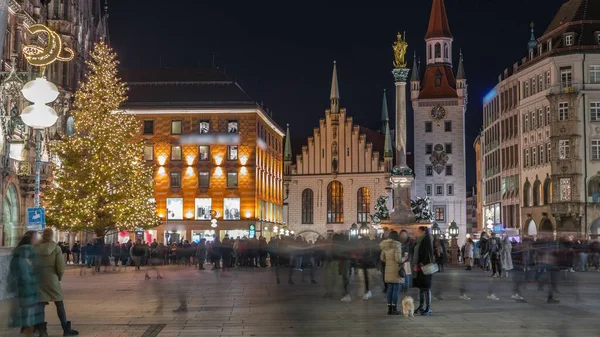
[431, 222, 441, 236]
[349, 223, 358, 238]
[359, 223, 369, 237]
[448, 221, 459, 239]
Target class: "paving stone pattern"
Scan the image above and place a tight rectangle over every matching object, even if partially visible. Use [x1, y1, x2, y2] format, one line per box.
[1, 265, 600, 337]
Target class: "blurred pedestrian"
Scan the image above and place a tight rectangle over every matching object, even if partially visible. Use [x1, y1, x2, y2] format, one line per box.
[412, 226, 435, 316]
[8, 231, 45, 337]
[501, 235, 513, 277]
[196, 239, 207, 270]
[131, 240, 145, 271]
[34, 228, 79, 336]
[488, 232, 503, 277]
[465, 238, 474, 270]
[380, 231, 406, 315]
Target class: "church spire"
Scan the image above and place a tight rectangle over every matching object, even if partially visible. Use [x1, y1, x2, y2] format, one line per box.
[425, 0, 453, 39]
[330, 61, 340, 113]
[284, 123, 292, 161]
[380, 89, 389, 133]
[410, 51, 420, 81]
[527, 21, 537, 50]
[384, 117, 393, 158]
[456, 50, 466, 79]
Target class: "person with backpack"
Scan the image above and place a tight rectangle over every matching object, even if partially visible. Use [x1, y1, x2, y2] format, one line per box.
[489, 232, 503, 277]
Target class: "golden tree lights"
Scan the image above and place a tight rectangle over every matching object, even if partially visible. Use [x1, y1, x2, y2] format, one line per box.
[44, 42, 160, 237]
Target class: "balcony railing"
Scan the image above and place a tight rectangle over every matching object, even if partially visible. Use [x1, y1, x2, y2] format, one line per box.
[548, 82, 583, 96]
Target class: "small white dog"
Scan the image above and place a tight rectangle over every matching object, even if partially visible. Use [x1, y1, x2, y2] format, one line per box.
[401, 296, 415, 317]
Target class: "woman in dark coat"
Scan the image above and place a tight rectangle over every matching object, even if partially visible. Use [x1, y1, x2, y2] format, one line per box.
[9, 231, 45, 337]
[412, 226, 435, 316]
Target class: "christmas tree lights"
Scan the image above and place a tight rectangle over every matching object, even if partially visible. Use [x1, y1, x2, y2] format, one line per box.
[44, 41, 160, 237]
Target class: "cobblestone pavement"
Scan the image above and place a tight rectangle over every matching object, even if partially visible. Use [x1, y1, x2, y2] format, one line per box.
[1, 265, 600, 337]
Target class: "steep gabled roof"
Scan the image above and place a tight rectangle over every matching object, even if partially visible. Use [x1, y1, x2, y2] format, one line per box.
[425, 0, 453, 39]
[419, 65, 457, 99]
[543, 0, 600, 35]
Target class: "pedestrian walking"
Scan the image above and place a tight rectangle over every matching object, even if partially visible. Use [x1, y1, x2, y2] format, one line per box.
[465, 238, 474, 270]
[380, 231, 407, 315]
[412, 226, 435, 316]
[501, 235, 513, 277]
[488, 232, 503, 277]
[130, 240, 145, 271]
[8, 231, 45, 337]
[33, 228, 79, 336]
[196, 239, 207, 269]
[71, 242, 80, 265]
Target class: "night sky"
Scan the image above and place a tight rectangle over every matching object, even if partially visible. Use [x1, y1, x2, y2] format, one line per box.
[109, 0, 567, 187]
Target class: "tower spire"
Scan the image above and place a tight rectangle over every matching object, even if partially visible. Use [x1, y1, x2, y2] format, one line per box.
[380, 89, 389, 133]
[284, 123, 292, 161]
[384, 117, 393, 158]
[330, 61, 340, 113]
[527, 21, 537, 50]
[425, 0, 453, 39]
[456, 49, 466, 79]
[410, 51, 420, 81]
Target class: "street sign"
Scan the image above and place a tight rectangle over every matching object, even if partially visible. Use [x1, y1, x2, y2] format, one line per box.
[27, 207, 46, 231]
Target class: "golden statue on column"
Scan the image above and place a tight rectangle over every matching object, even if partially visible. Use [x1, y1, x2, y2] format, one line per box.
[392, 32, 408, 68]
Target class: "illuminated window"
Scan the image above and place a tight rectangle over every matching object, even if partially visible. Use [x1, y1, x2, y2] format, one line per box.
[167, 198, 183, 220]
[171, 120, 182, 135]
[199, 145, 210, 161]
[228, 146, 238, 160]
[143, 120, 154, 135]
[195, 198, 211, 220]
[327, 181, 343, 224]
[357, 187, 370, 223]
[560, 178, 571, 201]
[171, 146, 182, 161]
[170, 172, 181, 188]
[199, 120, 210, 134]
[533, 180, 542, 206]
[199, 171, 209, 188]
[144, 145, 154, 161]
[227, 172, 238, 188]
[434, 207, 445, 222]
[227, 121, 238, 133]
[302, 189, 314, 224]
[224, 198, 241, 220]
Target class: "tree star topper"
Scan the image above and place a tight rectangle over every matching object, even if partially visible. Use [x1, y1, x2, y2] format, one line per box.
[393, 32, 408, 68]
[22, 24, 74, 72]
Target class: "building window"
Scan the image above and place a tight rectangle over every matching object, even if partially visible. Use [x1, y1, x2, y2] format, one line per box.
[531, 112, 536, 130]
[143, 120, 154, 135]
[444, 43, 449, 58]
[539, 145, 545, 164]
[228, 145, 238, 160]
[435, 184, 444, 196]
[546, 106, 551, 125]
[227, 172, 238, 188]
[560, 67, 572, 88]
[170, 172, 181, 188]
[524, 81, 529, 97]
[434, 207, 445, 222]
[546, 70, 551, 87]
[426, 165, 433, 176]
[444, 121, 452, 132]
[532, 147, 537, 166]
[525, 148, 530, 167]
[144, 145, 154, 161]
[425, 144, 433, 155]
[357, 187, 371, 223]
[445, 165, 453, 176]
[171, 146, 182, 161]
[224, 198, 241, 220]
[547, 40, 552, 51]
[447, 184, 454, 196]
[548, 143, 552, 162]
[445, 143, 452, 154]
[558, 140, 570, 159]
[434, 43, 441, 58]
[532, 77, 537, 94]
[560, 178, 571, 201]
[425, 121, 433, 132]
[327, 181, 344, 224]
[199, 171, 210, 188]
[171, 120, 182, 135]
[302, 189, 314, 224]
[543, 178, 552, 204]
[564, 34, 574, 46]
[539, 75, 544, 92]
[199, 145, 210, 161]
[425, 184, 432, 196]
[589, 65, 600, 84]
[524, 114, 529, 132]
[591, 102, 600, 121]
[558, 102, 569, 121]
[195, 198, 212, 220]
[523, 181, 531, 207]
[167, 198, 183, 220]
[592, 140, 600, 160]
[533, 179, 542, 206]
[227, 121, 238, 133]
[199, 120, 210, 134]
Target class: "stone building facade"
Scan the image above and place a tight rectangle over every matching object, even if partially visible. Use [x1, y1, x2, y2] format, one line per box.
[0, 0, 105, 247]
[481, 0, 600, 238]
[411, 0, 468, 241]
[284, 63, 393, 238]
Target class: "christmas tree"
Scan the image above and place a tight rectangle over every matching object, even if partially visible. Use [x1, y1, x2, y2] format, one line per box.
[44, 41, 160, 237]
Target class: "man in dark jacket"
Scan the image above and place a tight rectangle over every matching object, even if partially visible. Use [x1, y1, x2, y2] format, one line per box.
[71, 242, 81, 265]
[488, 233, 503, 277]
[479, 232, 490, 271]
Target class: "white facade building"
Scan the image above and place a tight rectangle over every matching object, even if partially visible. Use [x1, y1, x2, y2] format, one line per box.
[411, 0, 468, 241]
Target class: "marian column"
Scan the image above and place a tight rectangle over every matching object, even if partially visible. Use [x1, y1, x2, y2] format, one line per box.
[389, 33, 415, 224]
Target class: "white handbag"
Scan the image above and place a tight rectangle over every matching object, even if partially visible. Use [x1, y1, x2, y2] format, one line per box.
[422, 263, 439, 275]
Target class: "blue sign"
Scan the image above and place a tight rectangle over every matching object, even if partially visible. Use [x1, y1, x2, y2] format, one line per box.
[27, 207, 46, 231]
[249, 224, 256, 238]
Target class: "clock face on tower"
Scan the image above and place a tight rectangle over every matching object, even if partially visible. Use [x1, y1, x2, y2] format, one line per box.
[430, 106, 446, 120]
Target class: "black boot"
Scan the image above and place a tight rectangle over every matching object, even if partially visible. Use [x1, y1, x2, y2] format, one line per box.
[414, 289, 425, 314]
[36, 322, 49, 337]
[391, 304, 400, 315]
[421, 290, 432, 316]
[62, 321, 79, 336]
[387, 304, 392, 315]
